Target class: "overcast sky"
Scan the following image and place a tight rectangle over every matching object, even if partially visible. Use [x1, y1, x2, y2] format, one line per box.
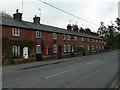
[0, 0, 118, 32]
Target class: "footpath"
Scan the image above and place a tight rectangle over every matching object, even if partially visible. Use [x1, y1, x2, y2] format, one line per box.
[2, 57, 77, 73]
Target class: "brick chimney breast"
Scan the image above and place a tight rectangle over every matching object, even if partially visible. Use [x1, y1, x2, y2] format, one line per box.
[13, 9, 22, 20]
[33, 15, 41, 24]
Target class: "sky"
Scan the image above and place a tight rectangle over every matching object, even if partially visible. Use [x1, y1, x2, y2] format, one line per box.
[0, 0, 119, 32]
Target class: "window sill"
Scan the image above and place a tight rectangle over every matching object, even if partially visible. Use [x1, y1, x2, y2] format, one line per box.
[36, 37, 41, 39]
[12, 36, 20, 37]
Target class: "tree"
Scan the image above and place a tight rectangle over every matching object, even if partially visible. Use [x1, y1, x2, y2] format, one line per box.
[0, 11, 12, 18]
[98, 20, 120, 49]
[97, 22, 108, 38]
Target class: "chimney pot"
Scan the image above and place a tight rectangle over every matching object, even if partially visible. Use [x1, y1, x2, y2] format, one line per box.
[16, 9, 19, 13]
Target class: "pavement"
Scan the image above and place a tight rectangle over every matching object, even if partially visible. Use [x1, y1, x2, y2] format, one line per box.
[2, 50, 119, 88]
[2, 56, 78, 73]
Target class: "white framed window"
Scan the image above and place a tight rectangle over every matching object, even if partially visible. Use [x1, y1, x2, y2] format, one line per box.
[67, 45, 71, 52]
[53, 45, 57, 53]
[92, 39, 94, 43]
[92, 46, 94, 50]
[12, 28, 20, 37]
[63, 34, 66, 40]
[96, 39, 98, 43]
[53, 33, 57, 40]
[12, 45, 20, 55]
[67, 35, 70, 40]
[36, 31, 41, 38]
[99, 40, 101, 43]
[36, 45, 41, 54]
[82, 37, 84, 42]
[82, 45, 84, 48]
[63, 45, 66, 52]
[87, 38, 90, 42]
[74, 36, 77, 41]
[102, 40, 104, 43]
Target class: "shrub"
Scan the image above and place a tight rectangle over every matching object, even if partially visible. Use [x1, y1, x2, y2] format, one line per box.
[11, 55, 24, 59]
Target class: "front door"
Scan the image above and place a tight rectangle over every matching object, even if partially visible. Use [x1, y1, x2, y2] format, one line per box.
[23, 47, 28, 59]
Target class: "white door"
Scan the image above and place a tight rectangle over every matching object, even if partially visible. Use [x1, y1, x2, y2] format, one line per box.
[23, 47, 28, 59]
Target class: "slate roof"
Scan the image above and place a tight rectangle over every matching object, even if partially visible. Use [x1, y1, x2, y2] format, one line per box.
[1, 17, 102, 40]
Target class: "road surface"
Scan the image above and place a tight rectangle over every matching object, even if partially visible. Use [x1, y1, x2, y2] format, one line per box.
[2, 50, 119, 88]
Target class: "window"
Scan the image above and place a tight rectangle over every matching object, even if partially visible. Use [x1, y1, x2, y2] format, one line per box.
[53, 33, 57, 40]
[82, 37, 84, 42]
[88, 38, 90, 42]
[99, 40, 101, 43]
[36, 31, 41, 38]
[12, 46, 20, 55]
[74, 36, 77, 41]
[67, 35, 70, 40]
[67, 45, 71, 52]
[87, 46, 90, 50]
[53, 45, 57, 53]
[63, 34, 66, 40]
[92, 46, 94, 50]
[92, 39, 94, 43]
[82, 45, 84, 48]
[63, 45, 66, 52]
[102, 40, 104, 43]
[99, 46, 101, 50]
[36, 45, 41, 54]
[96, 39, 98, 43]
[12, 28, 20, 37]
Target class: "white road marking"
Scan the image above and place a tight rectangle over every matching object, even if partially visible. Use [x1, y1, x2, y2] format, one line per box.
[45, 67, 78, 79]
[87, 60, 99, 65]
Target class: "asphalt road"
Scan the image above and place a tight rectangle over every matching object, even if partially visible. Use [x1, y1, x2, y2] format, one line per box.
[2, 50, 119, 88]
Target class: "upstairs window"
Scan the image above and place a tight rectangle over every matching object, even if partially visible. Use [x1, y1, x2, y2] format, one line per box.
[87, 38, 90, 42]
[99, 40, 101, 43]
[96, 39, 98, 43]
[63, 34, 66, 40]
[67, 35, 70, 41]
[92, 39, 94, 43]
[74, 36, 77, 41]
[82, 37, 84, 42]
[12, 28, 20, 37]
[36, 31, 41, 38]
[53, 33, 57, 40]
[53, 45, 57, 53]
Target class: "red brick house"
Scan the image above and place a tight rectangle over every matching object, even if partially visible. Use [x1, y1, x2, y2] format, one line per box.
[1, 9, 104, 60]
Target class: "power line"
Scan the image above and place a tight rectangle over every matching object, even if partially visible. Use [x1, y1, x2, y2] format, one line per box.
[38, 0, 98, 26]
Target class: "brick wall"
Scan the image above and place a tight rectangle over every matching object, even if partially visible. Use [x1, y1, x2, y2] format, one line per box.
[2, 26, 104, 58]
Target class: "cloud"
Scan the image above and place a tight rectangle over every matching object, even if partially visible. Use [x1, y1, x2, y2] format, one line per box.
[0, 0, 118, 32]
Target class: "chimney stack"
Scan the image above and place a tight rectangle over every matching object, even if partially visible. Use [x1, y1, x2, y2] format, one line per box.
[73, 25, 79, 32]
[33, 15, 41, 24]
[13, 9, 22, 20]
[67, 24, 72, 31]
